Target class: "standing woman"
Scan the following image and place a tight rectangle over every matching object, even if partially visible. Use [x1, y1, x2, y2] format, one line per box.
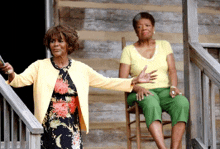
[0, 25, 156, 149]
[119, 12, 189, 149]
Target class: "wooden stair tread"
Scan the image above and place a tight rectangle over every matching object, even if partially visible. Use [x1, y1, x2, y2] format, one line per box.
[89, 122, 171, 132]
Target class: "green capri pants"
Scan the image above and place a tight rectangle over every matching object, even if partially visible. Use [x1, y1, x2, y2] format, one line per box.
[127, 87, 189, 128]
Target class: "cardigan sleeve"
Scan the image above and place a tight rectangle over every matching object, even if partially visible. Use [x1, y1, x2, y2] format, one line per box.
[9, 60, 39, 87]
[87, 66, 133, 92]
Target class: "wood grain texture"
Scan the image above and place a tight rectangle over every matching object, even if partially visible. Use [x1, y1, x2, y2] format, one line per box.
[59, 1, 220, 14]
[192, 138, 207, 149]
[74, 30, 220, 43]
[3, 98, 10, 149]
[71, 58, 184, 71]
[210, 81, 217, 149]
[72, 41, 184, 60]
[60, 0, 220, 11]
[190, 42, 220, 88]
[60, 7, 220, 34]
[202, 73, 209, 146]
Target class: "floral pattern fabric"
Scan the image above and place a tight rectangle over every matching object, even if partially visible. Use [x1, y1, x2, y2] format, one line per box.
[41, 58, 83, 149]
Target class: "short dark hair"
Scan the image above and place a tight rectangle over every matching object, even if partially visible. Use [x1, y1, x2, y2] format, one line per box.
[132, 12, 155, 30]
[43, 25, 79, 55]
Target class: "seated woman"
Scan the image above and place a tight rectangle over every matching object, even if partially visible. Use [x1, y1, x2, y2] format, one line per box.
[119, 12, 189, 149]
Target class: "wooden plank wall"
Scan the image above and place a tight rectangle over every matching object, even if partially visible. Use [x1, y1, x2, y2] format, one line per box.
[56, 0, 220, 148]
[58, 0, 220, 85]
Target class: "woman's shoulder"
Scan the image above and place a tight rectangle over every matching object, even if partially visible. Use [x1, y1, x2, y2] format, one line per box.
[156, 40, 173, 55]
[156, 40, 172, 50]
[122, 44, 136, 54]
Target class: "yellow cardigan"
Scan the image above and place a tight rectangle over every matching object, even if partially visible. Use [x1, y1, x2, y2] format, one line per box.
[9, 58, 133, 133]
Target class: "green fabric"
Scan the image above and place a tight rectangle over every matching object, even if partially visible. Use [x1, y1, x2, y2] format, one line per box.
[127, 87, 189, 128]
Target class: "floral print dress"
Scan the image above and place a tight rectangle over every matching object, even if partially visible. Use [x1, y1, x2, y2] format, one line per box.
[41, 58, 83, 149]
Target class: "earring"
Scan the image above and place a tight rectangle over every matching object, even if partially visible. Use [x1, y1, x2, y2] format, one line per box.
[154, 31, 156, 34]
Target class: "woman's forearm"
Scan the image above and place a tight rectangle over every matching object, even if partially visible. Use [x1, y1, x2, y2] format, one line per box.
[131, 77, 138, 85]
[8, 72, 15, 83]
[167, 54, 178, 87]
[169, 69, 178, 87]
[132, 84, 143, 92]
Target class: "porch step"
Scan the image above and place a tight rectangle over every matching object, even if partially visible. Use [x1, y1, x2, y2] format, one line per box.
[82, 126, 173, 149]
[82, 122, 176, 149]
[82, 119, 220, 149]
[89, 122, 171, 134]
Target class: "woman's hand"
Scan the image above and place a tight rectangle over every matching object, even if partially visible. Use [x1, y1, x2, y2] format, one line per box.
[132, 65, 157, 84]
[170, 86, 182, 98]
[134, 86, 153, 101]
[0, 62, 14, 75]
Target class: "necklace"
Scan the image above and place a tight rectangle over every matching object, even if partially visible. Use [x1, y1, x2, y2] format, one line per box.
[51, 57, 72, 81]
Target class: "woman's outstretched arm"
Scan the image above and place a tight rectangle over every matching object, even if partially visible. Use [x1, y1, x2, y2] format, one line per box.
[0, 61, 39, 87]
[119, 63, 155, 100]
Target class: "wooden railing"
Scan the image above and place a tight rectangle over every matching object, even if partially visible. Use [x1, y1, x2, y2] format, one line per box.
[183, 0, 220, 148]
[0, 74, 43, 149]
[189, 43, 220, 149]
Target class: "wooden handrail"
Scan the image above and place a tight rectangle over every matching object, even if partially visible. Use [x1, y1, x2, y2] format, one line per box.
[189, 42, 220, 88]
[0, 74, 43, 134]
[201, 43, 220, 49]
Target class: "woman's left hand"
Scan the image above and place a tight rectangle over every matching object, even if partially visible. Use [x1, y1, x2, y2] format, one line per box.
[170, 86, 182, 98]
[132, 65, 157, 84]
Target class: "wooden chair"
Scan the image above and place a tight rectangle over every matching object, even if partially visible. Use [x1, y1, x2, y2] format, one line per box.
[121, 37, 178, 149]
[124, 92, 172, 149]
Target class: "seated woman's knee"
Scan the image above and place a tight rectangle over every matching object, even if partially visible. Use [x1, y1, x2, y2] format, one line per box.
[174, 95, 189, 109]
[141, 95, 160, 109]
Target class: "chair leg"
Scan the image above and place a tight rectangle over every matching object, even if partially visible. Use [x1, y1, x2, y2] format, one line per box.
[135, 102, 141, 149]
[125, 101, 132, 149]
[126, 111, 132, 149]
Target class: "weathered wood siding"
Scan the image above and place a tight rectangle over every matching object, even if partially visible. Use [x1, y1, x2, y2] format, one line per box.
[57, 0, 220, 148]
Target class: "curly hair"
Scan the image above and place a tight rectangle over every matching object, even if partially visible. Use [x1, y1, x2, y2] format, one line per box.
[43, 25, 79, 55]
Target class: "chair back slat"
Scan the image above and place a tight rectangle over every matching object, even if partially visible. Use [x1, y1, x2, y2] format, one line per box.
[122, 37, 126, 50]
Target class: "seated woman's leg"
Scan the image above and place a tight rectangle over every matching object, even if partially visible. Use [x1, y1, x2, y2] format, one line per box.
[127, 92, 167, 149]
[159, 88, 189, 149]
[127, 92, 162, 127]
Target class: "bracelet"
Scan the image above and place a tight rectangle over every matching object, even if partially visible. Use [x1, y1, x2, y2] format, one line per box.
[170, 86, 176, 89]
